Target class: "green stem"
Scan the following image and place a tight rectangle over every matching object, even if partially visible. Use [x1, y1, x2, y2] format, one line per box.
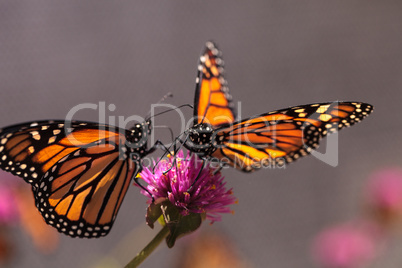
[125, 225, 170, 268]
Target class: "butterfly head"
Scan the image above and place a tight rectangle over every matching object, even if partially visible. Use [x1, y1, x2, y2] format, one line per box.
[184, 123, 216, 155]
[126, 120, 152, 157]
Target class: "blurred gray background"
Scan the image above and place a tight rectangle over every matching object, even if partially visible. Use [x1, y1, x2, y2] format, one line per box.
[0, 1, 401, 267]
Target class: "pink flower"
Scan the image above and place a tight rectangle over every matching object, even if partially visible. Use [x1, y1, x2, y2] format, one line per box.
[137, 150, 237, 223]
[0, 172, 19, 225]
[312, 221, 381, 268]
[366, 168, 402, 227]
[0, 187, 18, 224]
[367, 168, 402, 208]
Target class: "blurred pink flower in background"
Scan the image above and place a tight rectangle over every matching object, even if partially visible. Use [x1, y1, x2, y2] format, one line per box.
[0, 170, 59, 255]
[366, 168, 402, 227]
[312, 167, 402, 268]
[0, 173, 20, 263]
[312, 220, 383, 268]
[0, 187, 18, 224]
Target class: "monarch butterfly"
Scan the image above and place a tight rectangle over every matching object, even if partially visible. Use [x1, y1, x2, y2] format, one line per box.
[0, 119, 154, 238]
[182, 41, 374, 172]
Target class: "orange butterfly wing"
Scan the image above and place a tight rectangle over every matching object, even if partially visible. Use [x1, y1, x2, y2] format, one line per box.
[0, 120, 141, 237]
[211, 102, 373, 172]
[34, 144, 137, 238]
[0, 121, 121, 184]
[194, 41, 236, 127]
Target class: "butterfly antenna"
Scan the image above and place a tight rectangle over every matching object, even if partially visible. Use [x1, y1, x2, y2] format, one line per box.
[160, 92, 174, 102]
[145, 92, 174, 119]
[153, 125, 175, 144]
[146, 104, 193, 121]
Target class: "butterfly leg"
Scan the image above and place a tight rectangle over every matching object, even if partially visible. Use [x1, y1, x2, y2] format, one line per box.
[132, 140, 169, 203]
[162, 133, 190, 173]
[188, 157, 208, 191]
[173, 133, 189, 155]
[212, 165, 223, 175]
[152, 139, 177, 174]
[133, 170, 155, 203]
[132, 138, 177, 203]
[147, 139, 170, 155]
[154, 134, 189, 175]
[212, 157, 227, 175]
[160, 140, 179, 174]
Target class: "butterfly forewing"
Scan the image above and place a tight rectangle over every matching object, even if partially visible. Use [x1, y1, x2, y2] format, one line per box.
[0, 120, 124, 185]
[212, 102, 373, 172]
[194, 41, 236, 127]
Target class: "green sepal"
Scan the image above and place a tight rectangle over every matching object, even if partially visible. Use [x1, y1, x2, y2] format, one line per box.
[145, 198, 166, 229]
[160, 201, 204, 248]
[146, 199, 204, 247]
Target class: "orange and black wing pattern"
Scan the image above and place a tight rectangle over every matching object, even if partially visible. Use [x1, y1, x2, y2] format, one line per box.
[0, 120, 122, 184]
[194, 41, 236, 127]
[211, 102, 373, 172]
[34, 144, 137, 238]
[0, 120, 137, 237]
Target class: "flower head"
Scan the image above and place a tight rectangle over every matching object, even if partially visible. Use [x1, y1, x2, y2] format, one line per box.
[0, 171, 59, 254]
[138, 150, 237, 223]
[366, 168, 402, 227]
[367, 168, 402, 208]
[312, 220, 382, 268]
[0, 172, 19, 225]
[0, 187, 18, 225]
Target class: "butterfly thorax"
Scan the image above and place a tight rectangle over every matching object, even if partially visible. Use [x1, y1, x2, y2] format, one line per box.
[184, 123, 217, 156]
[125, 120, 152, 159]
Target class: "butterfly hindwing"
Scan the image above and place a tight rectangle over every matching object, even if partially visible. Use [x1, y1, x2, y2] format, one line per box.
[33, 143, 137, 238]
[212, 102, 373, 172]
[194, 41, 236, 127]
